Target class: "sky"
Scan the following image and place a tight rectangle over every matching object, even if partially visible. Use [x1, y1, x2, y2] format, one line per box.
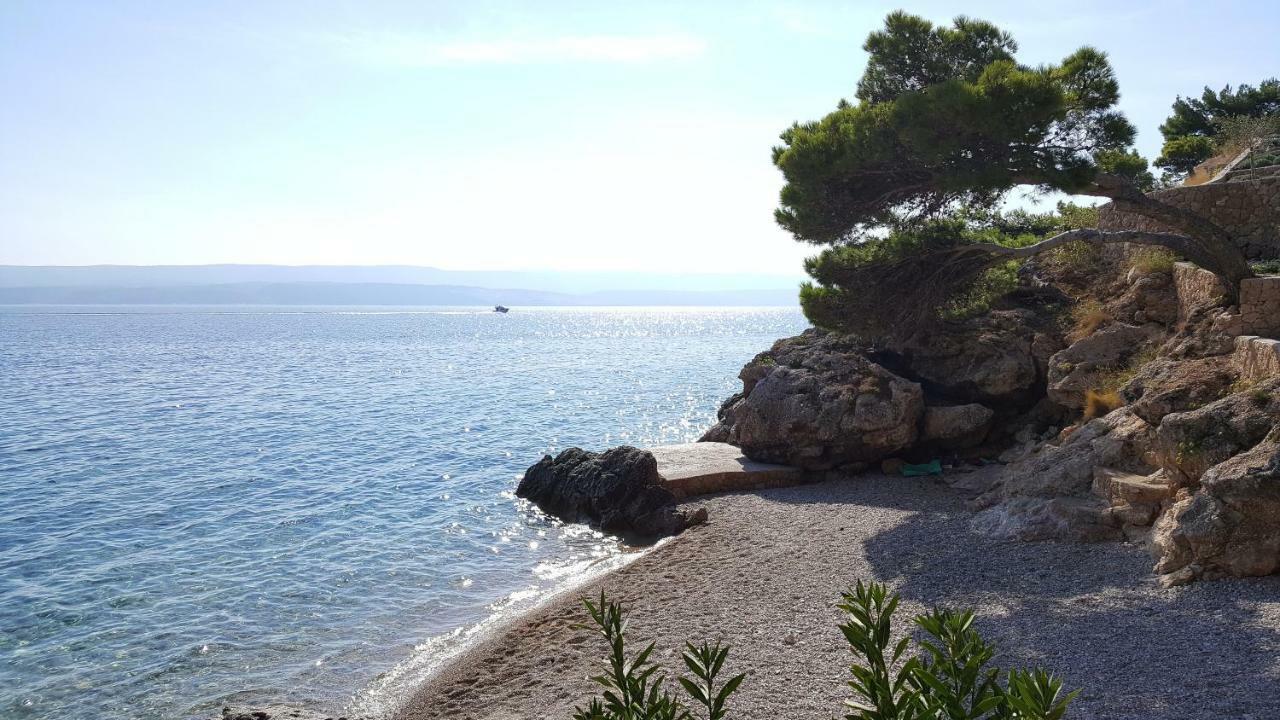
[2, 1, 1278, 274]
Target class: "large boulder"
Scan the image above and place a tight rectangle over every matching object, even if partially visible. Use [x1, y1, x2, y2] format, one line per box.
[516, 446, 705, 540]
[1046, 323, 1161, 410]
[971, 407, 1158, 542]
[886, 309, 1054, 408]
[1152, 428, 1280, 580]
[1120, 356, 1239, 425]
[1154, 379, 1280, 487]
[701, 330, 923, 470]
[919, 403, 995, 450]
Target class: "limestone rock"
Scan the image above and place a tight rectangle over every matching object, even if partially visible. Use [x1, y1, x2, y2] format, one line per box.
[920, 403, 995, 450]
[701, 330, 923, 470]
[1152, 429, 1280, 579]
[971, 407, 1157, 541]
[1154, 378, 1280, 487]
[887, 310, 1047, 408]
[1115, 269, 1178, 326]
[516, 446, 706, 540]
[1120, 356, 1239, 425]
[650, 442, 802, 498]
[1046, 323, 1161, 409]
[971, 495, 1121, 542]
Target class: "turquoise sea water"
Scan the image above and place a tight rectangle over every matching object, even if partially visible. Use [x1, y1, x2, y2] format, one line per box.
[0, 305, 808, 720]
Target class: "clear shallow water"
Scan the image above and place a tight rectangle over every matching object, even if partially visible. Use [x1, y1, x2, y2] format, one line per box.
[0, 305, 808, 720]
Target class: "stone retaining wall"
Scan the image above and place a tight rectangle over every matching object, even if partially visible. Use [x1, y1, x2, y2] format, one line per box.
[1098, 176, 1280, 259]
[1234, 336, 1280, 382]
[1172, 262, 1227, 321]
[1240, 276, 1280, 338]
[1170, 262, 1280, 338]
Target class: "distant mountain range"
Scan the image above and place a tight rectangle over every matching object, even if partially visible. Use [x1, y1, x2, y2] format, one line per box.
[0, 265, 803, 306]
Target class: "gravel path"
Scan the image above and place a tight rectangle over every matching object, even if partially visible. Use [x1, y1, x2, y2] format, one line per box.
[393, 472, 1280, 720]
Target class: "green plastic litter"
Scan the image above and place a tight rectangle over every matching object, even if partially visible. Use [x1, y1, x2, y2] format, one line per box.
[901, 459, 942, 476]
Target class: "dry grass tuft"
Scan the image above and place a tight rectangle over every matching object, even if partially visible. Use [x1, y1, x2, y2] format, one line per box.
[1083, 389, 1123, 420]
[1128, 248, 1177, 275]
[1068, 299, 1111, 342]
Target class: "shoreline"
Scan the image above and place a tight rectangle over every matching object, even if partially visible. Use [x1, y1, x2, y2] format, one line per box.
[344, 537, 660, 718]
[390, 471, 1280, 720]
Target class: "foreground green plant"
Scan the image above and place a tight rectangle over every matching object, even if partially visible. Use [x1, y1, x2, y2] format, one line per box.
[573, 592, 744, 720]
[839, 581, 1077, 719]
[574, 583, 1078, 720]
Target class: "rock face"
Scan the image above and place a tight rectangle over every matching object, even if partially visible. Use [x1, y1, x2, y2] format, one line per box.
[701, 330, 923, 470]
[516, 446, 706, 540]
[1154, 379, 1280, 487]
[1115, 268, 1178, 326]
[919, 404, 995, 450]
[1120, 356, 1239, 425]
[1046, 323, 1160, 409]
[971, 407, 1158, 542]
[1152, 428, 1280, 580]
[886, 309, 1051, 408]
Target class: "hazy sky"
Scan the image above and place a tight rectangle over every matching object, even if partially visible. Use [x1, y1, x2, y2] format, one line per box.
[2, 1, 1277, 272]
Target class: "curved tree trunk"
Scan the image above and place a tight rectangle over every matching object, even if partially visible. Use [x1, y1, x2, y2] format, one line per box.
[1087, 173, 1254, 300]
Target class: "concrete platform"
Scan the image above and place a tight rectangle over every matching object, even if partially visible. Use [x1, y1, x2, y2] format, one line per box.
[650, 442, 805, 499]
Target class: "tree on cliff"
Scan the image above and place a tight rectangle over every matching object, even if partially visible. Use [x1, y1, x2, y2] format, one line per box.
[1155, 78, 1280, 179]
[772, 12, 1254, 338]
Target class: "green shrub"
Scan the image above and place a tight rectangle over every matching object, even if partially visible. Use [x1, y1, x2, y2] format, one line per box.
[575, 583, 1079, 719]
[572, 592, 745, 720]
[1251, 259, 1280, 275]
[839, 581, 1078, 719]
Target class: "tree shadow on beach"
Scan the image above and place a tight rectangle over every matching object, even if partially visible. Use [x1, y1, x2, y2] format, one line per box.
[757, 472, 1280, 719]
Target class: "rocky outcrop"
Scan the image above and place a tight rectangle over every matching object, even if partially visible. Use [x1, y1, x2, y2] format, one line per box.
[1120, 356, 1239, 425]
[516, 446, 706, 540]
[1046, 323, 1161, 410]
[1114, 267, 1178, 326]
[1154, 379, 1280, 488]
[919, 403, 994, 450]
[1152, 428, 1280, 581]
[886, 309, 1054, 408]
[701, 330, 923, 470]
[972, 407, 1158, 542]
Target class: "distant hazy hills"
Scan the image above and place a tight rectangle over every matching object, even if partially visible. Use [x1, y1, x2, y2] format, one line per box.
[0, 265, 803, 306]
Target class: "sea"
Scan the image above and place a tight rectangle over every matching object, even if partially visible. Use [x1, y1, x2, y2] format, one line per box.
[0, 305, 808, 720]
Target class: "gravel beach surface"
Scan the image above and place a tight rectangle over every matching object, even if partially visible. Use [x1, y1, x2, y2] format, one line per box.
[394, 471, 1280, 720]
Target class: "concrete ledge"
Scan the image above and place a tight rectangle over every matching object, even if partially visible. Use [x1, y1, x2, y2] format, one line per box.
[1234, 335, 1280, 383]
[651, 442, 804, 499]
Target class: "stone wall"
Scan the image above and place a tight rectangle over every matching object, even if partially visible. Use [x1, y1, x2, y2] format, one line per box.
[1234, 336, 1280, 382]
[1170, 262, 1280, 339]
[1172, 262, 1227, 322]
[1240, 276, 1280, 338]
[1098, 176, 1280, 259]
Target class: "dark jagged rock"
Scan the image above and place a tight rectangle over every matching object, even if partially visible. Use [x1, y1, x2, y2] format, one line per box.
[516, 446, 706, 541]
[220, 705, 354, 720]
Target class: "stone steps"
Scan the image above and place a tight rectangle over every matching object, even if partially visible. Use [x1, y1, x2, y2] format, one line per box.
[1092, 466, 1174, 527]
[650, 442, 804, 499]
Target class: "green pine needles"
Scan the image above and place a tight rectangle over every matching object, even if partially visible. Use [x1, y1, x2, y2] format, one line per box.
[574, 583, 1078, 720]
